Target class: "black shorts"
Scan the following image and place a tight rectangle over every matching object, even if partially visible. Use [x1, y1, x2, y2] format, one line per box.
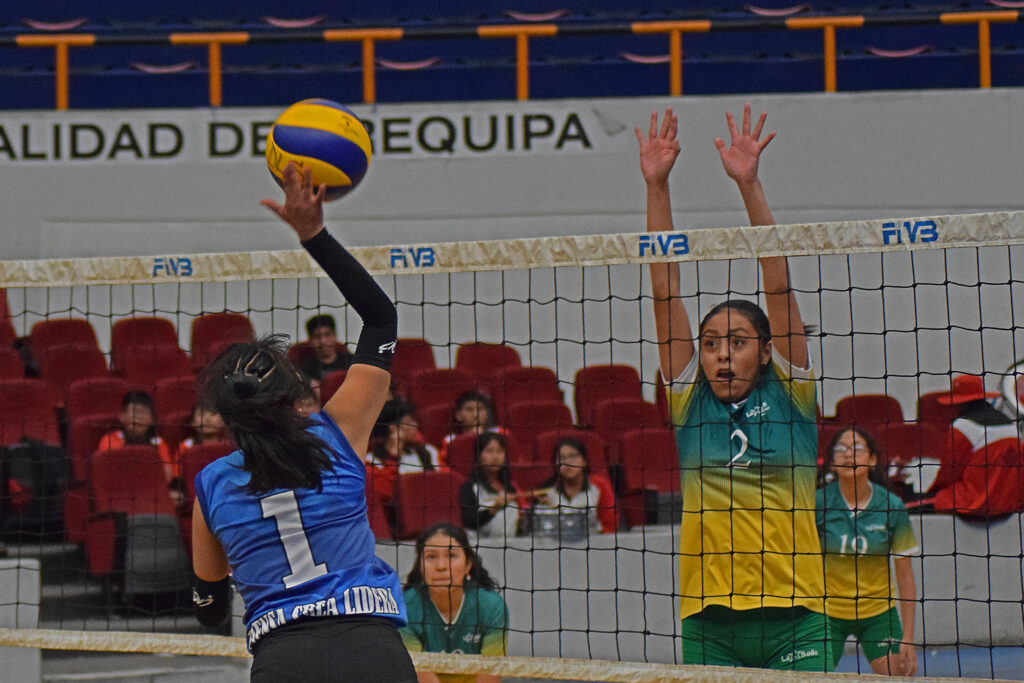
[250, 616, 416, 682]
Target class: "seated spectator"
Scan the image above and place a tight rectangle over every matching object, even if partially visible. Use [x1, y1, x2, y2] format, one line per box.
[459, 432, 520, 540]
[366, 398, 441, 506]
[98, 391, 175, 484]
[176, 400, 230, 456]
[533, 436, 616, 534]
[440, 390, 505, 465]
[401, 523, 508, 683]
[920, 374, 1024, 517]
[298, 314, 352, 380]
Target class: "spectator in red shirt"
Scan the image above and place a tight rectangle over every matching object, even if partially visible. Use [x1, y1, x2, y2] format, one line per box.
[98, 391, 175, 483]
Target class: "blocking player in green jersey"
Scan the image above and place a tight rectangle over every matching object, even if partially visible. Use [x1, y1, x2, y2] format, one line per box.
[401, 523, 508, 683]
[637, 105, 831, 670]
[817, 426, 919, 675]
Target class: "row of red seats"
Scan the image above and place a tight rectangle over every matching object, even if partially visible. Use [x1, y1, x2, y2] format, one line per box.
[367, 425, 681, 540]
[0, 314, 256, 406]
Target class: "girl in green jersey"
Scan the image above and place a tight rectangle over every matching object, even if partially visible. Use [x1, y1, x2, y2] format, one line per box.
[638, 105, 830, 670]
[401, 523, 509, 683]
[817, 426, 919, 675]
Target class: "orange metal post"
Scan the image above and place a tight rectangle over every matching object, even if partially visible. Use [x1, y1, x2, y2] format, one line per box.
[323, 28, 403, 104]
[978, 19, 992, 88]
[207, 42, 223, 106]
[15, 34, 96, 110]
[669, 29, 682, 96]
[516, 33, 530, 100]
[631, 21, 711, 97]
[362, 38, 377, 103]
[55, 42, 70, 110]
[823, 25, 837, 92]
[478, 25, 557, 101]
[940, 11, 1017, 88]
[169, 33, 249, 107]
[786, 16, 864, 93]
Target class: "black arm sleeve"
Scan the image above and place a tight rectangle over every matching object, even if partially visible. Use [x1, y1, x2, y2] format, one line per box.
[193, 575, 232, 628]
[301, 229, 397, 371]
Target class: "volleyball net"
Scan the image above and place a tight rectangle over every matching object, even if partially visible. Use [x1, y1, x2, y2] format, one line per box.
[0, 211, 1022, 678]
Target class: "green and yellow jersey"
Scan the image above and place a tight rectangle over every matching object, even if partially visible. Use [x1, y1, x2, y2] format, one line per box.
[400, 584, 508, 683]
[816, 480, 918, 620]
[669, 350, 824, 620]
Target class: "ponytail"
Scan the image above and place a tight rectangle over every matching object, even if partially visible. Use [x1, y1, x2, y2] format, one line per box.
[200, 334, 332, 494]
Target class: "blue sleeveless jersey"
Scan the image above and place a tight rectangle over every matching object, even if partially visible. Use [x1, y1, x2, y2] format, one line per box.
[194, 411, 407, 652]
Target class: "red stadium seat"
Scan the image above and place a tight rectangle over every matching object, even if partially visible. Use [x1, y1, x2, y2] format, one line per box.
[917, 390, 961, 429]
[366, 477, 393, 541]
[504, 400, 574, 453]
[320, 369, 347, 402]
[455, 342, 522, 388]
[85, 446, 182, 580]
[29, 318, 99, 355]
[833, 393, 904, 427]
[120, 346, 193, 394]
[110, 316, 181, 374]
[389, 338, 436, 392]
[66, 376, 130, 423]
[66, 415, 121, 483]
[154, 375, 198, 420]
[0, 378, 58, 447]
[574, 364, 643, 427]
[590, 397, 663, 459]
[619, 427, 679, 495]
[89, 445, 176, 517]
[617, 427, 679, 527]
[394, 470, 465, 540]
[443, 432, 480, 479]
[190, 312, 254, 371]
[416, 402, 452, 451]
[404, 368, 475, 413]
[178, 441, 235, 501]
[491, 366, 563, 419]
[0, 347, 23, 378]
[36, 345, 110, 407]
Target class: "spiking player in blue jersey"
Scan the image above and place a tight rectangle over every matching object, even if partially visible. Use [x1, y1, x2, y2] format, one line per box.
[190, 162, 416, 682]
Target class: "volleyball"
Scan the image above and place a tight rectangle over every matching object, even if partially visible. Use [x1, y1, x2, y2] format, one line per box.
[265, 98, 372, 201]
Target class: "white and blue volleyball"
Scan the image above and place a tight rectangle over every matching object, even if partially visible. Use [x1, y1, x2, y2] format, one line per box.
[265, 99, 372, 201]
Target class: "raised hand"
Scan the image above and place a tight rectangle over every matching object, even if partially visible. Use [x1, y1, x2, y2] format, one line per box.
[260, 162, 326, 242]
[635, 108, 681, 186]
[713, 103, 775, 187]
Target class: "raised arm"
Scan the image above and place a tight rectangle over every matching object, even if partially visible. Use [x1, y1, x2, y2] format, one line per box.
[715, 104, 808, 369]
[636, 108, 694, 381]
[261, 163, 396, 455]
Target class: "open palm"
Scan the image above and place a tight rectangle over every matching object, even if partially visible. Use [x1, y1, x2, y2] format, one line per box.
[714, 103, 775, 185]
[636, 108, 680, 186]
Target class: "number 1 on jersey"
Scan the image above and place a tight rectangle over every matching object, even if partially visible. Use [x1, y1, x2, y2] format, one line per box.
[261, 490, 327, 589]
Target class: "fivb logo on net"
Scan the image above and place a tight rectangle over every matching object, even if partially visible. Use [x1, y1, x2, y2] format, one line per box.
[389, 246, 436, 268]
[152, 257, 194, 277]
[881, 219, 938, 245]
[638, 233, 689, 257]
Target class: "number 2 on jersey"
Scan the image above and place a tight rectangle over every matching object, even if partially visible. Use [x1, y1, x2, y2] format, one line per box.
[261, 490, 327, 589]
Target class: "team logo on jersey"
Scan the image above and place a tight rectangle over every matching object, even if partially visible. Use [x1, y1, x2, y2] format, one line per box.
[745, 401, 771, 419]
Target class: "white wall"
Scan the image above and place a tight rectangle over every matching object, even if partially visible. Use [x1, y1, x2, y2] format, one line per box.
[1, 90, 1022, 417]
[1, 89, 1023, 260]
